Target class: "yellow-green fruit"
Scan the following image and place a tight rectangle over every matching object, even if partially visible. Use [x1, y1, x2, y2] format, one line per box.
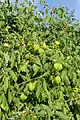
[3, 43, 9, 47]
[33, 44, 39, 51]
[54, 63, 63, 71]
[20, 93, 27, 101]
[55, 76, 61, 84]
[41, 43, 47, 50]
[28, 82, 35, 91]
[55, 41, 60, 45]
[38, 48, 44, 54]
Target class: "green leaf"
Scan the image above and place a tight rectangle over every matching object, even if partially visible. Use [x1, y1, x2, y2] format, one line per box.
[44, 16, 51, 23]
[34, 58, 41, 66]
[36, 82, 41, 99]
[33, 64, 39, 76]
[8, 90, 12, 104]
[19, 64, 27, 72]
[40, 0, 45, 4]
[55, 111, 69, 120]
[9, 70, 17, 82]
[4, 52, 9, 66]
[3, 76, 9, 93]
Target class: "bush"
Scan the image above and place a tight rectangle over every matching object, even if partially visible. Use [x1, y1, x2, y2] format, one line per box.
[0, 0, 80, 119]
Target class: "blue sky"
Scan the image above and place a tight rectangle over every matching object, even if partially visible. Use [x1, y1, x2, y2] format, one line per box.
[10, 0, 80, 20]
[45, 0, 80, 20]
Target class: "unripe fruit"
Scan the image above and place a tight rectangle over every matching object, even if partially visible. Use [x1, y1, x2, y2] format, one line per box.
[55, 76, 61, 84]
[55, 41, 60, 45]
[54, 63, 63, 71]
[33, 44, 39, 51]
[38, 48, 44, 54]
[20, 93, 27, 101]
[41, 43, 47, 50]
[50, 75, 53, 81]
[3, 43, 9, 47]
[28, 82, 36, 91]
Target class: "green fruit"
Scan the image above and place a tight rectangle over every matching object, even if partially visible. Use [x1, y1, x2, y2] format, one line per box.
[38, 48, 44, 54]
[41, 43, 48, 50]
[54, 63, 63, 71]
[50, 75, 53, 81]
[28, 82, 36, 91]
[55, 76, 61, 84]
[3, 43, 9, 47]
[33, 44, 39, 51]
[20, 93, 27, 101]
[55, 41, 60, 45]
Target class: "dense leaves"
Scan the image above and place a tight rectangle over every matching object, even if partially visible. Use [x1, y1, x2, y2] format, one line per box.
[0, 0, 80, 119]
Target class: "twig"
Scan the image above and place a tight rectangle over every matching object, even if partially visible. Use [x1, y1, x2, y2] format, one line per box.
[66, 97, 80, 102]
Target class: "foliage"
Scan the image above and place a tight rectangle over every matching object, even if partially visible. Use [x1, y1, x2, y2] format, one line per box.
[0, 0, 80, 119]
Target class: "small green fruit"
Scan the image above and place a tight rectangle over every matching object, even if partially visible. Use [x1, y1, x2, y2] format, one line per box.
[38, 48, 44, 54]
[28, 82, 36, 91]
[50, 75, 53, 81]
[55, 41, 60, 45]
[41, 43, 47, 50]
[54, 63, 63, 71]
[33, 44, 39, 51]
[4, 43, 9, 47]
[55, 76, 61, 84]
[20, 93, 27, 101]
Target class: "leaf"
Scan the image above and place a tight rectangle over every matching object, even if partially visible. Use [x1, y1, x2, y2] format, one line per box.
[44, 16, 51, 23]
[36, 82, 41, 99]
[55, 111, 69, 120]
[19, 61, 29, 72]
[40, 0, 45, 4]
[4, 52, 9, 66]
[8, 90, 12, 104]
[19, 64, 27, 72]
[43, 79, 52, 108]
[0, 93, 9, 112]
[34, 58, 41, 66]
[33, 64, 39, 76]
[43, 79, 47, 91]
[9, 70, 17, 82]
[2, 115, 6, 120]
[3, 75, 9, 93]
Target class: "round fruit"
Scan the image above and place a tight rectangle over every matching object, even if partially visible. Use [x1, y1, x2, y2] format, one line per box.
[55, 76, 61, 84]
[50, 75, 53, 81]
[3, 43, 9, 47]
[20, 93, 27, 101]
[55, 41, 60, 45]
[54, 63, 63, 71]
[38, 48, 44, 54]
[28, 82, 35, 91]
[41, 43, 47, 50]
[33, 44, 39, 51]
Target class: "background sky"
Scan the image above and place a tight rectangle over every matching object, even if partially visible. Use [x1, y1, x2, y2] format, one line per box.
[10, 0, 80, 21]
[45, 0, 80, 20]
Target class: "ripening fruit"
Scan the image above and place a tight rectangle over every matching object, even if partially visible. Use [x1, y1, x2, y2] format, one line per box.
[38, 48, 44, 54]
[20, 93, 27, 101]
[28, 82, 36, 91]
[33, 44, 39, 51]
[41, 43, 48, 50]
[54, 63, 63, 71]
[55, 76, 61, 84]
